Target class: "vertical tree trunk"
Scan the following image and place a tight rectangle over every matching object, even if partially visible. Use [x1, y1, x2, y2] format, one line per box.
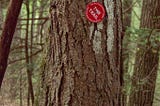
[25, 1, 34, 105]
[0, 1, 3, 32]
[122, 0, 133, 105]
[30, 0, 36, 72]
[20, 68, 23, 106]
[129, 0, 160, 105]
[19, 26, 23, 106]
[0, 0, 23, 88]
[25, 1, 31, 105]
[43, 0, 123, 106]
[30, 1, 36, 104]
[123, 0, 132, 30]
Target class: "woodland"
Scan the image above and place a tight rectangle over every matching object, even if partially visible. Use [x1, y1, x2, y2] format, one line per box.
[0, 0, 160, 106]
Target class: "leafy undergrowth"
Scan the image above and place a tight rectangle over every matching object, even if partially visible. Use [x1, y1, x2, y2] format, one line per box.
[0, 96, 26, 106]
[0, 99, 18, 106]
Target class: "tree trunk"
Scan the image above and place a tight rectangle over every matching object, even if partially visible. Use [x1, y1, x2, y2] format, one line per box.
[129, 0, 160, 105]
[25, 0, 35, 105]
[0, 0, 23, 88]
[20, 67, 23, 106]
[122, 0, 133, 105]
[0, 1, 3, 32]
[123, 0, 132, 30]
[42, 0, 123, 106]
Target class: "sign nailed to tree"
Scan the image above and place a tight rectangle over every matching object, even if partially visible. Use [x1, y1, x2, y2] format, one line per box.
[85, 2, 106, 23]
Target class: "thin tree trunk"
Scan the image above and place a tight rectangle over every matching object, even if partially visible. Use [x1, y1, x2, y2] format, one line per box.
[30, 0, 35, 69]
[123, 0, 132, 30]
[0, 0, 23, 88]
[25, 1, 30, 105]
[19, 25, 23, 106]
[122, 0, 133, 105]
[20, 68, 23, 106]
[0, 1, 3, 32]
[43, 0, 123, 105]
[129, 0, 160, 105]
[30, 1, 36, 104]
[25, 0, 34, 105]
[37, 0, 46, 48]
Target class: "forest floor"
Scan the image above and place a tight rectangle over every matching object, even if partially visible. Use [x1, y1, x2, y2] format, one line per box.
[0, 96, 21, 106]
[0, 100, 18, 106]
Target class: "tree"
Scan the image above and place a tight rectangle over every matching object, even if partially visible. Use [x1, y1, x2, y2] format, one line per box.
[42, 0, 123, 105]
[122, 0, 133, 105]
[25, 0, 35, 105]
[129, 0, 160, 105]
[0, 0, 23, 88]
[0, 1, 3, 32]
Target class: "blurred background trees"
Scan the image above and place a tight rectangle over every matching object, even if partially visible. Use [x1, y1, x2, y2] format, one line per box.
[0, 0, 49, 105]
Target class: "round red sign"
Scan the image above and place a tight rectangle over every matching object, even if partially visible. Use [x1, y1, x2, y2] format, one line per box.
[85, 2, 106, 23]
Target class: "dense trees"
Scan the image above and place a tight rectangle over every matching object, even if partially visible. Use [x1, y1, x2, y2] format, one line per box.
[0, 0, 23, 88]
[122, 0, 133, 104]
[129, 0, 160, 105]
[0, 0, 160, 106]
[0, 0, 49, 105]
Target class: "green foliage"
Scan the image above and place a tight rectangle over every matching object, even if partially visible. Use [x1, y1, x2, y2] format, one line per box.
[126, 27, 160, 49]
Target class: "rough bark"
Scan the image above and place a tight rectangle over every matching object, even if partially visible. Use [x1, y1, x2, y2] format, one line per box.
[0, 0, 23, 88]
[42, 0, 123, 106]
[129, 0, 160, 105]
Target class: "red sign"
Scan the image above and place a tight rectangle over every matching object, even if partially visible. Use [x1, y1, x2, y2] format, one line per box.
[85, 2, 106, 23]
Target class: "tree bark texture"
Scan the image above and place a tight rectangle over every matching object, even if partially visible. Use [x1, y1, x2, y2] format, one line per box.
[0, 0, 23, 88]
[129, 0, 160, 106]
[43, 0, 123, 106]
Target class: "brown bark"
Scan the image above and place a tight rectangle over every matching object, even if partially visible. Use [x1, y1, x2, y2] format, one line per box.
[42, 0, 123, 106]
[123, 0, 132, 30]
[25, 0, 34, 105]
[30, 0, 35, 104]
[129, 0, 160, 105]
[0, 0, 23, 88]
